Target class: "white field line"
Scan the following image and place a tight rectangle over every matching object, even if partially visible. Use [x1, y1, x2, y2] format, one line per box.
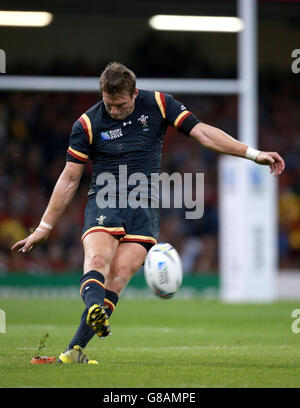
[86, 345, 291, 352]
[14, 344, 291, 351]
[123, 326, 204, 333]
[8, 325, 203, 333]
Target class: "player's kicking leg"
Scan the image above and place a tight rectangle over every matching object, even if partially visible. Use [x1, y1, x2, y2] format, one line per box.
[58, 231, 119, 364]
[58, 240, 147, 363]
[81, 232, 119, 337]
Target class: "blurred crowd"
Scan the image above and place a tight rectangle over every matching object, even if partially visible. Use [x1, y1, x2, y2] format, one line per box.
[0, 73, 299, 275]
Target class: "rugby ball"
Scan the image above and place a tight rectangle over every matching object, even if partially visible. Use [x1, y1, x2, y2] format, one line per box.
[144, 242, 183, 299]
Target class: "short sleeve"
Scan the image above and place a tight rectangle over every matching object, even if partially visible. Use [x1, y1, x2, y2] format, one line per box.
[155, 91, 201, 137]
[66, 116, 92, 164]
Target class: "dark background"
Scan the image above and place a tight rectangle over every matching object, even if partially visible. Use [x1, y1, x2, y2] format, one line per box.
[1, 0, 300, 78]
[0, 0, 299, 275]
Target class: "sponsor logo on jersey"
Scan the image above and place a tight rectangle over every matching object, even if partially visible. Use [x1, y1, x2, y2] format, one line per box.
[100, 128, 123, 141]
[123, 120, 132, 127]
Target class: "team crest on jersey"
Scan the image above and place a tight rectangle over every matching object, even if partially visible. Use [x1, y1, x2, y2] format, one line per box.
[100, 128, 123, 141]
[138, 114, 149, 131]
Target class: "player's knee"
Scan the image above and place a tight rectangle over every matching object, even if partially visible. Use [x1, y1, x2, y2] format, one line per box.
[85, 253, 110, 271]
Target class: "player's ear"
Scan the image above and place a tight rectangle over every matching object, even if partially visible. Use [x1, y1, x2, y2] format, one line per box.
[133, 88, 139, 99]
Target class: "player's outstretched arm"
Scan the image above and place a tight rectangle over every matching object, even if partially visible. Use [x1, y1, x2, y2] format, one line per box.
[11, 161, 85, 253]
[190, 122, 285, 176]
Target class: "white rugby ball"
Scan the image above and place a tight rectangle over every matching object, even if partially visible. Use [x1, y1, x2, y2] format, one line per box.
[144, 242, 183, 299]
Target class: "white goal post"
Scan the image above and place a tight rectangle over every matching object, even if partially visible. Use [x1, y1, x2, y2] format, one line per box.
[0, 0, 277, 301]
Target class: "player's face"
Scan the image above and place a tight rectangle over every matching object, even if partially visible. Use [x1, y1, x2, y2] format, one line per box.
[103, 89, 138, 120]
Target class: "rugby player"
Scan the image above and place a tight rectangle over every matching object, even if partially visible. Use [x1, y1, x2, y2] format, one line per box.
[11, 62, 285, 364]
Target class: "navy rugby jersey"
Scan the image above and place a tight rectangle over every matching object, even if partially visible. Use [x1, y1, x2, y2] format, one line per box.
[66, 89, 200, 193]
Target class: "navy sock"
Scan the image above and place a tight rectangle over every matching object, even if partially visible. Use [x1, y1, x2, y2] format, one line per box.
[80, 270, 105, 309]
[68, 307, 95, 349]
[104, 289, 119, 318]
[67, 287, 119, 350]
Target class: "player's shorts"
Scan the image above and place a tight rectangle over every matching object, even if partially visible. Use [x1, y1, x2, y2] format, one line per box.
[81, 193, 159, 252]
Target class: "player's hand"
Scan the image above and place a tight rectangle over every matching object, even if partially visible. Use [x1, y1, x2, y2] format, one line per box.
[255, 151, 285, 176]
[11, 228, 50, 253]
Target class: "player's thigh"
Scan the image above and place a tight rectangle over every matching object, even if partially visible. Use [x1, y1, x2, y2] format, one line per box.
[82, 231, 120, 275]
[107, 242, 147, 286]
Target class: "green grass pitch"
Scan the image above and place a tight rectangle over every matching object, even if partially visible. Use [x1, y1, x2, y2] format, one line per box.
[0, 297, 300, 388]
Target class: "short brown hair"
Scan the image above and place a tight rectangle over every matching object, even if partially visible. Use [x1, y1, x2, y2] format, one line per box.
[100, 62, 136, 96]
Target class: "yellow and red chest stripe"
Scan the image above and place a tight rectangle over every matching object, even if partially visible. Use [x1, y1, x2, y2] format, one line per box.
[155, 91, 192, 129]
[67, 113, 93, 162]
[78, 113, 93, 145]
[155, 91, 166, 119]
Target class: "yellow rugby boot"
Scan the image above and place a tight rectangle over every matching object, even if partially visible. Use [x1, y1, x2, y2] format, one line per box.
[86, 303, 111, 338]
[57, 345, 98, 364]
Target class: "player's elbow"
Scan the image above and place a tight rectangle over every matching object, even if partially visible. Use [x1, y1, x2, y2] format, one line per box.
[54, 164, 82, 198]
[190, 122, 211, 147]
[63, 162, 84, 185]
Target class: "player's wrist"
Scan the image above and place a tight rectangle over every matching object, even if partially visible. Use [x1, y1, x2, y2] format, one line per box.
[245, 146, 260, 162]
[35, 227, 49, 234]
[38, 220, 53, 231]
